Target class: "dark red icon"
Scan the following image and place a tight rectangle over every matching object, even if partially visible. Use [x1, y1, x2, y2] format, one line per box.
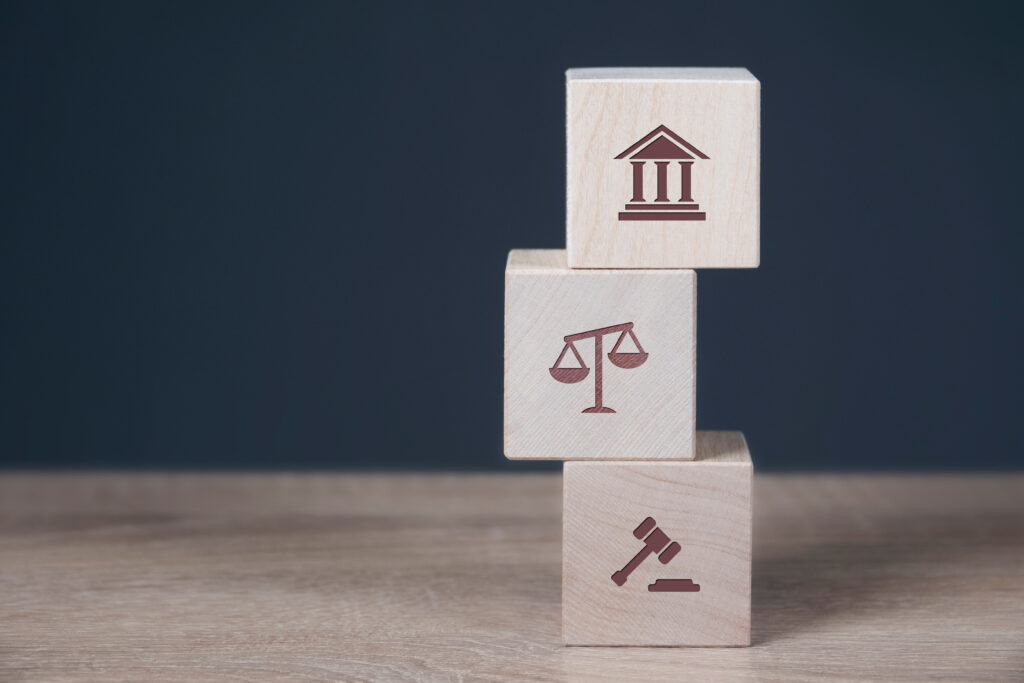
[611, 516, 681, 586]
[649, 579, 700, 592]
[612, 517, 701, 593]
[549, 322, 648, 414]
[615, 125, 709, 221]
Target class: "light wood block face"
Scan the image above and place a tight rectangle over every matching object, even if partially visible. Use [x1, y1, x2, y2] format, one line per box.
[504, 249, 695, 461]
[567, 67, 760, 269]
[563, 431, 753, 646]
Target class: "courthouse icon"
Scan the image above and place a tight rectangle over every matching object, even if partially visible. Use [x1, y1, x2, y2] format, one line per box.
[615, 125, 709, 221]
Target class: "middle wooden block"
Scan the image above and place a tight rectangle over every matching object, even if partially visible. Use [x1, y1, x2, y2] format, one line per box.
[504, 249, 695, 461]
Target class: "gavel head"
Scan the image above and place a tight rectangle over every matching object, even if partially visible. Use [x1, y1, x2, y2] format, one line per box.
[634, 517, 681, 564]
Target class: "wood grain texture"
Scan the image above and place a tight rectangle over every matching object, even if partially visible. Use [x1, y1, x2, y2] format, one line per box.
[504, 249, 695, 460]
[564, 432, 752, 646]
[1, 472, 1022, 681]
[566, 67, 760, 268]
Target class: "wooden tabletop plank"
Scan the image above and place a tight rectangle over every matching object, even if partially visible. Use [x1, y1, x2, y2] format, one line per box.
[1, 473, 1022, 681]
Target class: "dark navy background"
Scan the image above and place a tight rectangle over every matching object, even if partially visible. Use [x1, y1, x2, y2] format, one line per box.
[2, 2, 1021, 470]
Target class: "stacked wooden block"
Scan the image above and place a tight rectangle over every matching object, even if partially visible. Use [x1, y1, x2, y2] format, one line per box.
[504, 68, 760, 646]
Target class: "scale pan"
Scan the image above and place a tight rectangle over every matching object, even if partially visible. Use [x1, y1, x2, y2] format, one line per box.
[608, 352, 648, 369]
[549, 367, 589, 384]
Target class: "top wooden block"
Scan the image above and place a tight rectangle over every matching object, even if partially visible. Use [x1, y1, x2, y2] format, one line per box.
[566, 68, 760, 269]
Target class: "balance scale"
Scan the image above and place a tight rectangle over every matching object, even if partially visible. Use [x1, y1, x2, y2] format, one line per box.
[549, 322, 648, 413]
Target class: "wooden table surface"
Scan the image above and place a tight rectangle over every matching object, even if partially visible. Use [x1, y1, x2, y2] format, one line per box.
[1, 473, 1022, 681]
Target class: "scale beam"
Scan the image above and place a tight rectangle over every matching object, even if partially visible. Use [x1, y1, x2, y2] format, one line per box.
[564, 322, 634, 343]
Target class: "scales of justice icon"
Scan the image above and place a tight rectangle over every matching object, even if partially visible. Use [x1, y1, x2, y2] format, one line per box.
[549, 322, 648, 413]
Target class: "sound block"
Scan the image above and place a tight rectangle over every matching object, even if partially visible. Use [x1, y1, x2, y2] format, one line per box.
[567, 68, 760, 269]
[504, 249, 695, 461]
[563, 432, 753, 646]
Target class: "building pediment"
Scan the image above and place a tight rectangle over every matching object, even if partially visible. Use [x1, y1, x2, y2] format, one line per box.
[615, 125, 709, 161]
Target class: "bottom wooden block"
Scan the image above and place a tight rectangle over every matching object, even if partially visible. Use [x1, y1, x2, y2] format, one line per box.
[562, 431, 753, 646]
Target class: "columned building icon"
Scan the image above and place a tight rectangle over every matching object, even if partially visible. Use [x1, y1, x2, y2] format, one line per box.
[615, 125, 709, 221]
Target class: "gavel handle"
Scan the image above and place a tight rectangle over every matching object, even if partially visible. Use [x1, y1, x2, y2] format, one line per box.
[611, 545, 654, 586]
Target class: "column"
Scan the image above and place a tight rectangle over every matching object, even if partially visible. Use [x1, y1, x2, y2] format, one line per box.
[630, 162, 645, 202]
[679, 161, 693, 202]
[655, 161, 669, 202]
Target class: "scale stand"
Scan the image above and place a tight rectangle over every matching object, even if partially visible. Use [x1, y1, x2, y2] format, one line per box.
[549, 322, 648, 414]
[583, 333, 615, 413]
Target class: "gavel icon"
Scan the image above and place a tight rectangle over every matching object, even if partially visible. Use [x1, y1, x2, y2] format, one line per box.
[611, 516, 681, 586]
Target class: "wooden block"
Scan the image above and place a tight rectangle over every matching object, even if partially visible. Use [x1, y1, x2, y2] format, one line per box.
[566, 67, 760, 269]
[504, 249, 695, 461]
[563, 431, 753, 646]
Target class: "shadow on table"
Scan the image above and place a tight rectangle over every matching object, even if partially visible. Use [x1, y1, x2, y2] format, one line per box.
[750, 478, 1023, 646]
